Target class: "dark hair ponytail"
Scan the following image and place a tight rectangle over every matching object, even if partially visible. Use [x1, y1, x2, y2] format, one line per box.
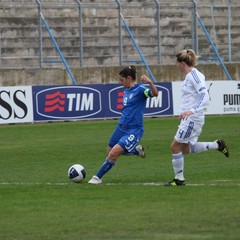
[119, 65, 137, 80]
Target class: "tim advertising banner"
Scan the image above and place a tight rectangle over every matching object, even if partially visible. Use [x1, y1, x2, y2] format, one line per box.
[32, 83, 173, 121]
[32, 85, 103, 120]
[0, 86, 33, 124]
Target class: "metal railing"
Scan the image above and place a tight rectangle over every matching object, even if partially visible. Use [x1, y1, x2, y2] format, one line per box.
[0, 0, 239, 70]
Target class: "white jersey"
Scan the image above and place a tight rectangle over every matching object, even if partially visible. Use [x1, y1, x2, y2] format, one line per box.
[181, 68, 209, 117]
[175, 68, 209, 144]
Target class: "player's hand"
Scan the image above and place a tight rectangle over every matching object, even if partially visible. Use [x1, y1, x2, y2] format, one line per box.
[179, 111, 193, 120]
[140, 75, 152, 84]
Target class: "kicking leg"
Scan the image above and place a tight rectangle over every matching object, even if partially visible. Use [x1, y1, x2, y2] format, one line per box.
[190, 139, 229, 157]
[88, 144, 124, 185]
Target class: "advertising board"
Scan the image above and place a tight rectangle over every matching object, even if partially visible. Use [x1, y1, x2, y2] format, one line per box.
[0, 86, 33, 124]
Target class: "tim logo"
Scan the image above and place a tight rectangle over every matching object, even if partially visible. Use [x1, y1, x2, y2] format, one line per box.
[35, 86, 101, 119]
[109, 84, 172, 116]
[44, 91, 66, 112]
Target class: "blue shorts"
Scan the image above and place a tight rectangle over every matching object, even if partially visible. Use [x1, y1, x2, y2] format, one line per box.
[108, 124, 144, 154]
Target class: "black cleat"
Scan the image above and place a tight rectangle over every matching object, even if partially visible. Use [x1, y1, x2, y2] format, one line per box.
[164, 179, 185, 186]
[216, 139, 230, 157]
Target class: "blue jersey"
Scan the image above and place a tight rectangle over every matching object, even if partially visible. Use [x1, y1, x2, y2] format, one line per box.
[119, 83, 151, 128]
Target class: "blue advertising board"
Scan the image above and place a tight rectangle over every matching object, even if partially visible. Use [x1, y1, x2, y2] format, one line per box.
[32, 83, 173, 121]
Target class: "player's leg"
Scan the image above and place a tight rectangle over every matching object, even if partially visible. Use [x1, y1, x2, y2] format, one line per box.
[109, 127, 144, 157]
[164, 139, 187, 186]
[190, 139, 229, 157]
[89, 129, 144, 184]
[88, 144, 124, 185]
[123, 128, 145, 157]
[168, 139, 186, 184]
[190, 141, 218, 153]
[181, 119, 229, 157]
[96, 132, 146, 178]
[165, 119, 196, 186]
[88, 126, 144, 184]
[88, 126, 124, 184]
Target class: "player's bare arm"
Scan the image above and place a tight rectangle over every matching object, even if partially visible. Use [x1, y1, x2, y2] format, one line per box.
[140, 75, 159, 97]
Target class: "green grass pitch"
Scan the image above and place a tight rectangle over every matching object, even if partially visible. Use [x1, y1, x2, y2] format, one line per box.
[0, 115, 239, 240]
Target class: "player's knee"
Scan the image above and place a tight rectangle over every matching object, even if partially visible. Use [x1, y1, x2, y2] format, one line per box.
[170, 142, 177, 152]
[108, 148, 124, 161]
[171, 142, 182, 154]
[182, 145, 190, 154]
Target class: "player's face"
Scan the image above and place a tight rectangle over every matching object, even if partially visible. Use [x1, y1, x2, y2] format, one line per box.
[119, 76, 131, 88]
[176, 60, 185, 73]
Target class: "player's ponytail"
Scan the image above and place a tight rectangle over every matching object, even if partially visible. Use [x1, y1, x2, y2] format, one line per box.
[119, 65, 137, 80]
[176, 49, 198, 67]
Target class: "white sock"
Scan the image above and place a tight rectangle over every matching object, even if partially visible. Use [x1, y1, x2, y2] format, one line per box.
[190, 142, 218, 153]
[172, 152, 184, 180]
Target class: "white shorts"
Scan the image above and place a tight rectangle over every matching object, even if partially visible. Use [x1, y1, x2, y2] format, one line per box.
[174, 116, 204, 145]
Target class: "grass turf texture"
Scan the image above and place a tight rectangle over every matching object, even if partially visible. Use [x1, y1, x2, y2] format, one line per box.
[0, 115, 239, 240]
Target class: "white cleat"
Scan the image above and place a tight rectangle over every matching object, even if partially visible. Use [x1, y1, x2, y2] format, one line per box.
[88, 175, 102, 185]
[136, 145, 145, 158]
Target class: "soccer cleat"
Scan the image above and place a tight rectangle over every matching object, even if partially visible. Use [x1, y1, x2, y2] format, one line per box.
[88, 176, 102, 185]
[216, 139, 229, 157]
[136, 145, 145, 158]
[164, 179, 185, 186]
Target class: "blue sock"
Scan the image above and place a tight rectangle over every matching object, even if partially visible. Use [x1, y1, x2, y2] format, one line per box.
[96, 159, 115, 179]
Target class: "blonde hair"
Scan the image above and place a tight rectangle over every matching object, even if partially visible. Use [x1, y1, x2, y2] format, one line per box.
[176, 49, 198, 67]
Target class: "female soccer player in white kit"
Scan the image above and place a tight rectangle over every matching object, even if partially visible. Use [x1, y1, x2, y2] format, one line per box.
[164, 49, 229, 186]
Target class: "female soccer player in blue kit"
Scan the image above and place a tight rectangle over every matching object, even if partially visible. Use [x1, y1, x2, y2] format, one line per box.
[164, 49, 229, 186]
[88, 66, 158, 184]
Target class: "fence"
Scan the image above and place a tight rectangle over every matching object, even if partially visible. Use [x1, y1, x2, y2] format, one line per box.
[0, 0, 239, 69]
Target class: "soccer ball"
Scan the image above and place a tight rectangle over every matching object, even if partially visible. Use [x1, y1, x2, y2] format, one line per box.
[68, 164, 86, 183]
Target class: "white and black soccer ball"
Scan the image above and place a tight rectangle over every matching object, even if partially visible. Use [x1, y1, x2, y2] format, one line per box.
[68, 164, 86, 183]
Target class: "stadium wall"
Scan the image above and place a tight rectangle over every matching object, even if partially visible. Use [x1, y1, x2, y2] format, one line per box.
[0, 63, 239, 86]
[1, 1, 240, 68]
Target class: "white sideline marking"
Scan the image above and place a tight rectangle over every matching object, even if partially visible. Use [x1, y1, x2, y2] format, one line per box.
[0, 182, 69, 186]
[0, 181, 239, 186]
[106, 182, 240, 186]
